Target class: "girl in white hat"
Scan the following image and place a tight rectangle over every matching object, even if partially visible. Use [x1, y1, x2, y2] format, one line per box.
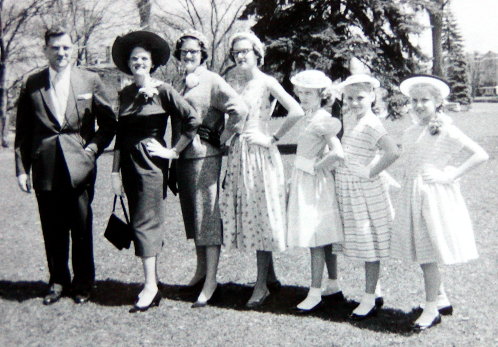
[286, 70, 344, 312]
[334, 74, 400, 320]
[390, 75, 488, 331]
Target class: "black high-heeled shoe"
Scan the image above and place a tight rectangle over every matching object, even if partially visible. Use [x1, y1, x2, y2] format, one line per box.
[246, 290, 270, 309]
[129, 291, 161, 313]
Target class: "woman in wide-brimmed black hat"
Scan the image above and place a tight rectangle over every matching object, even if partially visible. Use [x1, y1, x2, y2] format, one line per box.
[110, 30, 200, 313]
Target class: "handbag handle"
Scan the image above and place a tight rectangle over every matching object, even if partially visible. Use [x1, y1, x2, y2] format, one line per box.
[112, 195, 130, 224]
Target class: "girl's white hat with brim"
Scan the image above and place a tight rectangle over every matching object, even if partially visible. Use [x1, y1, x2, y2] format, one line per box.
[337, 73, 380, 91]
[400, 74, 450, 98]
[290, 70, 332, 89]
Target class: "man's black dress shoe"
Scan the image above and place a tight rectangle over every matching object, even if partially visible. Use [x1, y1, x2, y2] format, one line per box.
[412, 314, 442, 332]
[349, 305, 379, 321]
[129, 292, 161, 313]
[73, 293, 90, 304]
[43, 290, 63, 305]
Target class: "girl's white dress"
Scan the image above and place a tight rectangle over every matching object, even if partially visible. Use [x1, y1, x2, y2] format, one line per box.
[221, 76, 287, 252]
[334, 111, 393, 261]
[390, 118, 478, 264]
[286, 110, 343, 248]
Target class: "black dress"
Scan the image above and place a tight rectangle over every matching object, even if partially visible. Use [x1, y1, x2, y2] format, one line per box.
[115, 82, 199, 257]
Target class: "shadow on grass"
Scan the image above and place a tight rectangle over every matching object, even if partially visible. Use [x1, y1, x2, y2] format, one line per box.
[0, 279, 417, 334]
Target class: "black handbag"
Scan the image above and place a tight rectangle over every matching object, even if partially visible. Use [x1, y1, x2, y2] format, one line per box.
[104, 195, 133, 250]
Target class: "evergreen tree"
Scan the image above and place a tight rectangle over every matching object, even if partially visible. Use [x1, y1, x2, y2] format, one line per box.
[442, 9, 472, 105]
[240, 0, 430, 118]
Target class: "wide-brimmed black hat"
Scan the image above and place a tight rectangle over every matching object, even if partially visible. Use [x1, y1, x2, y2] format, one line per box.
[112, 31, 170, 75]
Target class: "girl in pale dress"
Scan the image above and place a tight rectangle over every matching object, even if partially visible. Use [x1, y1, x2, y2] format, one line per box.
[334, 74, 400, 320]
[390, 75, 488, 331]
[220, 32, 304, 308]
[286, 70, 344, 312]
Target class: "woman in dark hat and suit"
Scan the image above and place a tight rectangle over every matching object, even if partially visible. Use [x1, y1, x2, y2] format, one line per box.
[110, 31, 200, 312]
[148, 30, 247, 307]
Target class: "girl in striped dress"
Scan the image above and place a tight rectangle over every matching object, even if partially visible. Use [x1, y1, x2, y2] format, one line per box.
[335, 74, 400, 320]
[390, 75, 488, 331]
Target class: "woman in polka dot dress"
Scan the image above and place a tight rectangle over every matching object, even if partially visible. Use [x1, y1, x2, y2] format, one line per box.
[220, 32, 304, 308]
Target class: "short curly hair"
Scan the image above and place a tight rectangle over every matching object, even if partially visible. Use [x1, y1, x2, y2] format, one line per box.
[173, 35, 209, 64]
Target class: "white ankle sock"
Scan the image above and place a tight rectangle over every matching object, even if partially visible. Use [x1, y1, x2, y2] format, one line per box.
[375, 283, 382, 298]
[421, 293, 451, 310]
[322, 279, 340, 296]
[297, 287, 322, 310]
[437, 292, 451, 308]
[353, 293, 376, 316]
[416, 301, 439, 326]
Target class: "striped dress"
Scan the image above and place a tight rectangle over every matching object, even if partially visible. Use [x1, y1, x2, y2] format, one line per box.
[390, 120, 478, 265]
[334, 111, 393, 261]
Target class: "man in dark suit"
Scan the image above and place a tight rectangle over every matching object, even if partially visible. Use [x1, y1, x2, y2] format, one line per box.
[14, 26, 117, 305]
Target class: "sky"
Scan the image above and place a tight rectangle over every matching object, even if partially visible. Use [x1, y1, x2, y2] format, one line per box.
[450, 0, 498, 53]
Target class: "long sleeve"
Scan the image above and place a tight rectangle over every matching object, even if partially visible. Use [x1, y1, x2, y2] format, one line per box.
[87, 73, 117, 154]
[14, 79, 34, 176]
[159, 83, 200, 139]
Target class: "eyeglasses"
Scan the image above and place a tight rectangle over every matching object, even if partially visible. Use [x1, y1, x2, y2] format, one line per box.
[180, 49, 201, 56]
[230, 49, 253, 57]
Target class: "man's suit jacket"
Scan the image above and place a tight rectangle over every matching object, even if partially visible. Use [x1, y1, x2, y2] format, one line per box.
[15, 67, 117, 190]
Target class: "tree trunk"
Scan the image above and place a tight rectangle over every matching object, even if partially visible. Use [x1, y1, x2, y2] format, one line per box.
[428, 1, 447, 77]
[0, 61, 9, 147]
[136, 0, 152, 29]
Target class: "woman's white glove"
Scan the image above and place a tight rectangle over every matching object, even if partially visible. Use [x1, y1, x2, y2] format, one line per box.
[111, 172, 124, 196]
[422, 167, 456, 184]
[146, 139, 179, 159]
[241, 131, 273, 148]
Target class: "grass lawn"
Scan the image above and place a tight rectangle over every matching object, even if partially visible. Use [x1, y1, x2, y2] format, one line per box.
[0, 103, 497, 346]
